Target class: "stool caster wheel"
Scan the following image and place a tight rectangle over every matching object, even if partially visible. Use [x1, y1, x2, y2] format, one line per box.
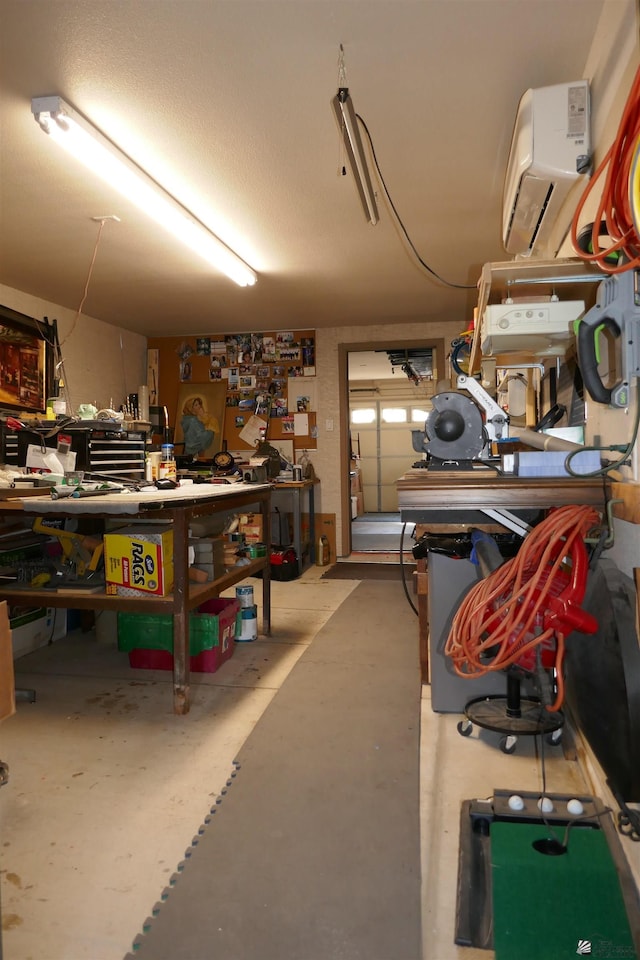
[457, 719, 473, 737]
[499, 735, 517, 755]
[545, 728, 563, 746]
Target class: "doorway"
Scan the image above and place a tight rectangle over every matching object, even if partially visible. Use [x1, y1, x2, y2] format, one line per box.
[341, 339, 446, 556]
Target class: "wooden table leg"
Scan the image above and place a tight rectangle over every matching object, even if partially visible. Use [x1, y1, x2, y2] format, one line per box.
[261, 495, 272, 636]
[172, 509, 190, 715]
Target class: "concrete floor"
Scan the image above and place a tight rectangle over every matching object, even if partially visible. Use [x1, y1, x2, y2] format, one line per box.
[0, 564, 636, 960]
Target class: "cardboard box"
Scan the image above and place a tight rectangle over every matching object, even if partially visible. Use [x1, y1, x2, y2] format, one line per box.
[10, 607, 67, 660]
[104, 525, 174, 596]
[189, 536, 226, 580]
[238, 513, 263, 543]
[302, 513, 336, 564]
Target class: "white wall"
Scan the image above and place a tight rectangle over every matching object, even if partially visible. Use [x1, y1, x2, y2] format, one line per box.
[0, 283, 147, 415]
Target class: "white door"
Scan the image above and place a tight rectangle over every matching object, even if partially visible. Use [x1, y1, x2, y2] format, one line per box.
[350, 400, 428, 512]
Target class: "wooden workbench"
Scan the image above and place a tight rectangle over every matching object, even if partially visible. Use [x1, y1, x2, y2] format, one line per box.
[0, 482, 272, 714]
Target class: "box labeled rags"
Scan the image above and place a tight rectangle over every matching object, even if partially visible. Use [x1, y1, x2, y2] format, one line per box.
[104, 525, 174, 595]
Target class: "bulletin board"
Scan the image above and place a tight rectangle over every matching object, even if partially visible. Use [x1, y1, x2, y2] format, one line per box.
[147, 330, 317, 458]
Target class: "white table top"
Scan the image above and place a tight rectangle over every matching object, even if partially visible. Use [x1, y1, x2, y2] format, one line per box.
[15, 481, 271, 516]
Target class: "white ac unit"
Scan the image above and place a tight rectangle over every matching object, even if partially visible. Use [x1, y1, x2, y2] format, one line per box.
[502, 80, 591, 258]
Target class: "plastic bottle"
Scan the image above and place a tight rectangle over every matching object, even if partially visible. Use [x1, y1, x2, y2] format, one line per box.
[316, 534, 330, 567]
[159, 443, 176, 481]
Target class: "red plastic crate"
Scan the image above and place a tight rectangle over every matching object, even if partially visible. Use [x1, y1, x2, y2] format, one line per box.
[126, 597, 238, 673]
[128, 644, 228, 672]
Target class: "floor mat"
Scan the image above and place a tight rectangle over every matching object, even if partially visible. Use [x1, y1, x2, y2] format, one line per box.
[321, 561, 412, 580]
[129, 580, 422, 960]
[492, 821, 636, 960]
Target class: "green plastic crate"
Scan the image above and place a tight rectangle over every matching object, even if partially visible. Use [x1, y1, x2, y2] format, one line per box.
[117, 598, 240, 655]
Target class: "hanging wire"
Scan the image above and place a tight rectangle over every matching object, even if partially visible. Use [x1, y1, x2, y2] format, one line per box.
[56, 216, 118, 416]
[400, 522, 418, 616]
[60, 217, 112, 348]
[334, 44, 474, 290]
[336, 44, 348, 177]
[355, 112, 475, 290]
[337, 43, 347, 87]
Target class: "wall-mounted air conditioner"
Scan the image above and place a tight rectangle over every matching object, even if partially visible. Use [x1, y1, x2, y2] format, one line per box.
[502, 80, 591, 259]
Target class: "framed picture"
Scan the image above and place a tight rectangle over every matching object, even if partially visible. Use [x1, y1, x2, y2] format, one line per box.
[0, 304, 53, 414]
[173, 381, 227, 460]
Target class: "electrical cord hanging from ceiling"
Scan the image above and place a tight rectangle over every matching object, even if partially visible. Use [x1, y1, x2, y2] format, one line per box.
[444, 505, 601, 713]
[571, 62, 640, 272]
[56, 216, 117, 416]
[60, 216, 112, 349]
[355, 112, 476, 291]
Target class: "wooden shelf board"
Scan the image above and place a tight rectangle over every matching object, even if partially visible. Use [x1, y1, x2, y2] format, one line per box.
[611, 482, 640, 524]
[0, 558, 268, 612]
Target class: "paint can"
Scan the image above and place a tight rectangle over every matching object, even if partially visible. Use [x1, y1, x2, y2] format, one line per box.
[292, 465, 303, 482]
[158, 459, 177, 481]
[235, 584, 255, 608]
[236, 605, 258, 642]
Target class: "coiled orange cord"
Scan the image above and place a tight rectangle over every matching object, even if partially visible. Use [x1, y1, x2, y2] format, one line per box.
[444, 505, 600, 712]
[571, 63, 640, 272]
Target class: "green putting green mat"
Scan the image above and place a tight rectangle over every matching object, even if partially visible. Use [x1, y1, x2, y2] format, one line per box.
[491, 822, 637, 960]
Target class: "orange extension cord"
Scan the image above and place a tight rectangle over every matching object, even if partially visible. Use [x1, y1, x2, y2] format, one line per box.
[571, 62, 640, 272]
[444, 505, 601, 713]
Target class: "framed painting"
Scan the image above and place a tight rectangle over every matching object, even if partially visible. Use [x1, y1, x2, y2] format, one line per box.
[173, 381, 227, 460]
[0, 305, 53, 414]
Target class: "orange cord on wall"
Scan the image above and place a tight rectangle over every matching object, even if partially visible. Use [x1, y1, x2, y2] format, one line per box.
[444, 505, 601, 713]
[571, 63, 640, 272]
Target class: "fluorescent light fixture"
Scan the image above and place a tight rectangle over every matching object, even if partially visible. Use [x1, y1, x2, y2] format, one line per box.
[331, 87, 378, 225]
[31, 95, 257, 287]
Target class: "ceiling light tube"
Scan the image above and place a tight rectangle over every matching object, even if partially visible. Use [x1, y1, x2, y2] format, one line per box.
[31, 95, 257, 287]
[331, 87, 379, 225]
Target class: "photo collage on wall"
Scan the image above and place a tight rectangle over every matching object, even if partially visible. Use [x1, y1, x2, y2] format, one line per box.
[188, 331, 316, 418]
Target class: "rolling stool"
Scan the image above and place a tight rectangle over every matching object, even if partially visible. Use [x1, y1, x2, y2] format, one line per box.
[457, 670, 563, 754]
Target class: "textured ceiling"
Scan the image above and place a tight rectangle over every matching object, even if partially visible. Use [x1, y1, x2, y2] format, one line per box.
[0, 0, 606, 338]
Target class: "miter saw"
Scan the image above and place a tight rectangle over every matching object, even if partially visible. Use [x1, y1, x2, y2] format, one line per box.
[412, 375, 509, 468]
